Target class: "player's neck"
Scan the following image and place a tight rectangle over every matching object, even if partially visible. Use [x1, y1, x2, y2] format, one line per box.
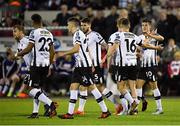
[121, 28, 129, 32]
[72, 27, 79, 34]
[33, 24, 42, 29]
[86, 29, 92, 35]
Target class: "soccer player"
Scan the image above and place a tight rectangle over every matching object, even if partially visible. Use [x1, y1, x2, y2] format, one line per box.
[136, 18, 164, 114]
[57, 17, 110, 119]
[11, 25, 32, 98]
[74, 17, 122, 115]
[13, 14, 58, 118]
[107, 18, 163, 115]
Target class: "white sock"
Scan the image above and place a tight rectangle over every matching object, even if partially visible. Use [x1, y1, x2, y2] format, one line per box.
[136, 88, 142, 104]
[38, 93, 52, 106]
[33, 99, 40, 113]
[2, 84, 9, 94]
[78, 90, 87, 112]
[153, 88, 162, 111]
[120, 95, 128, 112]
[102, 88, 116, 105]
[91, 88, 107, 112]
[124, 91, 134, 104]
[68, 90, 78, 115]
[29, 88, 52, 106]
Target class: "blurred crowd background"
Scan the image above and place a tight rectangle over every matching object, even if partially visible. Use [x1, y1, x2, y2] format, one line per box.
[0, 0, 180, 98]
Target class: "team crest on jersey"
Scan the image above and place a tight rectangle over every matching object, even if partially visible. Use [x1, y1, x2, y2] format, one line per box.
[115, 34, 120, 39]
[29, 31, 35, 39]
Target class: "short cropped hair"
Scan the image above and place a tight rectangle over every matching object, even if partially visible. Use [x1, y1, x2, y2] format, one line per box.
[68, 17, 81, 27]
[31, 14, 42, 24]
[117, 18, 130, 28]
[142, 18, 152, 24]
[81, 17, 91, 24]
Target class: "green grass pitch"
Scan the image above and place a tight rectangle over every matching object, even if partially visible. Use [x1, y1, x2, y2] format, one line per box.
[0, 97, 180, 125]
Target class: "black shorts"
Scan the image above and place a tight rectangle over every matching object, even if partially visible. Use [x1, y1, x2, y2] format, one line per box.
[23, 74, 30, 85]
[71, 67, 94, 87]
[29, 66, 49, 88]
[110, 65, 119, 83]
[137, 67, 158, 82]
[93, 66, 104, 84]
[117, 66, 138, 81]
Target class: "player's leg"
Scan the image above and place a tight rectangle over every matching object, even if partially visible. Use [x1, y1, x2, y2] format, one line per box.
[74, 85, 87, 115]
[28, 66, 57, 118]
[59, 68, 81, 119]
[147, 67, 163, 114]
[149, 81, 163, 114]
[98, 66, 122, 114]
[88, 84, 111, 118]
[117, 80, 132, 115]
[136, 79, 145, 105]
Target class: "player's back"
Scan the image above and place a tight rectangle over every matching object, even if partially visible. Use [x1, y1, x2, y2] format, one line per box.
[108, 31, 122, 66]
[29, 28, 53, 67]
[119, 32, 141, 66]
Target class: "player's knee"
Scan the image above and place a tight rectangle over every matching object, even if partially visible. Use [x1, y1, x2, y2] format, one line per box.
[79, 85, 87, 91]
[70, 83, 79, 90]
[88, 84, 96, 91]
[29, 88, 41, 97]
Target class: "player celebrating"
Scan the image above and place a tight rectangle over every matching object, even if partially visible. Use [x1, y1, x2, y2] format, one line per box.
[13, 14, 58, 118]
[74, 17, 122, 115]
[136, 18, 164, 115]
[107, 18, 163, 115]
[57, 17, 110, 119]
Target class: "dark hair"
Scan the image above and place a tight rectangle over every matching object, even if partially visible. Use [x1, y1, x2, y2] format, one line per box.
[81, 17, 91, 24]
[142, 18, 152, 24]
[13, 25, 24, 33]
[68, 17, 80, 27]
[117, 18, 130, 27]
[31, 14, 42, 24]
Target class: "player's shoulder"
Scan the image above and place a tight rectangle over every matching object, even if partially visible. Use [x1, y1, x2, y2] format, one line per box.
[74, 29, 85, 38]
[90, 31, 101, 36]
[109, 31, 121, 38]
[138, 34, 145, 39]
[20, 36, 29, 43]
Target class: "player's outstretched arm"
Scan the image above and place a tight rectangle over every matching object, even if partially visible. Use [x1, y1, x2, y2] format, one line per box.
[144, 30, 164, 41]
[141, 43, 163, 51]
[56, 43, 80, 58]
[16, 43, 34, 57]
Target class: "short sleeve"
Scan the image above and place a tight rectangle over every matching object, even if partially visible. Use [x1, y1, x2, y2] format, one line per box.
[95, 33, 104, 44]
[49, 33, 54, 46]
[73, 31, 85, 45]
[136, 36, 143, 46]
[108, 33, 121, 45]
[29, 30, 35, 43]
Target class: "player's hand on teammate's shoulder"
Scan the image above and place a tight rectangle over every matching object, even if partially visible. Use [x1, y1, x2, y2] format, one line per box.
[156, 44, 164, 51]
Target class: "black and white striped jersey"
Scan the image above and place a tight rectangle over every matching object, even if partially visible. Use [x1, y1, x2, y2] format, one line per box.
[86, 31, 105, 67]
[29, 28, 53, 67]
[73, 29, 92, 67]
[139, 34, 158, 67]
[114, 32, 142, 66]
[17, 36, 32, 67]
[108, 31, 122, 66]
